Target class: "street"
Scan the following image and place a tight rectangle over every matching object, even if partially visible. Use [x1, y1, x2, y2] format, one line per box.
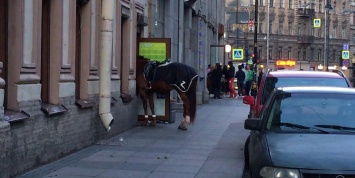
[17, 97, 250, 178]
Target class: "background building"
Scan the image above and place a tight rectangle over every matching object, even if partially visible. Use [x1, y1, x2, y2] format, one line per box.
[226, 0, 352, 72]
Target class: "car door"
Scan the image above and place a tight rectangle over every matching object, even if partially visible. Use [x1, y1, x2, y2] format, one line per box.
[249, 93, 274, 163]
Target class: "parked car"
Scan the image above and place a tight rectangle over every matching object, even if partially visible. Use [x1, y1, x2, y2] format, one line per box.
[243, 69, 352, 118]
[244, 86, 355, 178]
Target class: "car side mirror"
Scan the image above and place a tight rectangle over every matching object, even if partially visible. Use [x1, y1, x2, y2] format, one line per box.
[243, 96, 255, 105]
[244, 118, 262, 131]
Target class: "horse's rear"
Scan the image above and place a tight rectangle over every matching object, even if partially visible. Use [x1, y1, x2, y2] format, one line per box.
[137, 60, 198, 130]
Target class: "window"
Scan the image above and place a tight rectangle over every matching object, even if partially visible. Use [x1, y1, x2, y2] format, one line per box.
[288, 0, 293, 9]
[288, 22, 292, 35]
[318, 28, 322, 37]
[250, 0, 255, 5]
[278, 22, 283, 34]
[342, 30, 346, 39]
[269, 22, 273, 34]
[269, 47, 273, 60]
[278, 47, 282, 59]
[333, 26, 337, 38]
[311, 27, 314, 36]
[259, 0, 264, 6]
[270, 0, 274, 7]
[310, 48, 314, 61]
[259, 22, 263, 33]
[266, 93, 354, 131]
[302, 48, 306, 60]
[332, 50, 336, 62]
[319, 3, 322, 13]
[318, 49, 322, 61]
[280, 0, 284, 8]
[155, 0, 165, 37]
[297, 48, 301, 60]
[288, 47, 292, 59]
[297, 24, 301, 35]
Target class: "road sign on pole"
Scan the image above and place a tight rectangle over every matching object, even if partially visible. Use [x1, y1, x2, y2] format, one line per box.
[343, 43, 349, 50]
[232, 49, 244, 60]
[343, 59, 349, 67]
[342, 50, 350, 59]
[313, 19, 321, 28]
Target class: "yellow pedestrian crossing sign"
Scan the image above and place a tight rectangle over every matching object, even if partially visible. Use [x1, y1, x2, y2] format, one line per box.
[342, 50, 350, 59]
[314, 18, 321, 28]
[232, 49, 243, 60]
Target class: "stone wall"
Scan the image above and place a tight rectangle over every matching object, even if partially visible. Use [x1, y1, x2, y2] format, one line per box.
[0, 92, 138, 178]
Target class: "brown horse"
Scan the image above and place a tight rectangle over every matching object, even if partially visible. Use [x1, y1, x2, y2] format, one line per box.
[136, 60, 198, 130]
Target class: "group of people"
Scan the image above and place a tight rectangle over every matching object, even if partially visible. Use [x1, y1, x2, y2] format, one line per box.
[207, 62, 262, 99]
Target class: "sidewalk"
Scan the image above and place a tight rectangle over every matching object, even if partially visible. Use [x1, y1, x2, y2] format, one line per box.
[17, 97, 250, 178]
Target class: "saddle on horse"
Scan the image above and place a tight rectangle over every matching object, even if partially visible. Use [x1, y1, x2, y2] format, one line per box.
[143, 59, 171, 89]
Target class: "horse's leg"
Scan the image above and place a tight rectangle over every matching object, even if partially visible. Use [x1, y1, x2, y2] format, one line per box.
[139, 88, 149, 126]
[148, 92, 156, 126]
[177, 92, 190, 130]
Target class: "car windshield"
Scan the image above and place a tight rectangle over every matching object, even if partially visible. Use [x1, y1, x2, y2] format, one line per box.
[265, 93, 355, 133]
[261, 77, 348, 104]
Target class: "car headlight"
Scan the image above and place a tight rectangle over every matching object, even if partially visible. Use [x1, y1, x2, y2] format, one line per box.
[260, 166, 300, 178]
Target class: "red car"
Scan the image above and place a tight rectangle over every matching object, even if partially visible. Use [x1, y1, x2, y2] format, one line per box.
[243, 69, 352, 118]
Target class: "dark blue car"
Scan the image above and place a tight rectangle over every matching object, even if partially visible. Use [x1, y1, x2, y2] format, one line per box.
[244, 86, 355, 178]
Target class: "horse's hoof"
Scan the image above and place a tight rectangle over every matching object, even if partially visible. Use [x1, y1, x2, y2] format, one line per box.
[178, 126, 187, 130]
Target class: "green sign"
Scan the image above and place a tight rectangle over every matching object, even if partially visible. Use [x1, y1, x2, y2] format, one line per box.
[139, 42, 167, 62]
[232, 49, 244, 60]
[313, 18, 321, 28]
[247, 58, 253, 64]
[342, 50, 350, 59]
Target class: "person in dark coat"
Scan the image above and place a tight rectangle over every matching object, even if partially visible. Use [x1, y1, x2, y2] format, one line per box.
[227, 61, 237, 98]
[211, 63, 223, 99]
[257, 68, 264, 88]
[235, 65, 246, 97]
[222, 65, 229, 96]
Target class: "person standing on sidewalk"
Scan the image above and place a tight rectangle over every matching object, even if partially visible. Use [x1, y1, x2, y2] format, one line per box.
[257, 68, 264, 88]
[245, 65, 254, 96]
[227, 61, 237, 98]
[235, 65, 245, 97]
[211, 63, 223, 99]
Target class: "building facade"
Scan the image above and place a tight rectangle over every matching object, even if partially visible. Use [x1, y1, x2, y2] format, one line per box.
[0, 0, 225, 177]
[227, 0, 352, 72]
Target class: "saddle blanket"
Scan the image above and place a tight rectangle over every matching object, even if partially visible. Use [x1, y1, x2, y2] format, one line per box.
[145, 62, 198, 92]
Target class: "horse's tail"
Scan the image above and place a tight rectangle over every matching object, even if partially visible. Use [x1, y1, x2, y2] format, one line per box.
[187, 77, 198, 123]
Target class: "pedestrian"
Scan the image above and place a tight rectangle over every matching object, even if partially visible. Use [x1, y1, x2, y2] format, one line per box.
[207, 64, 214, 94]
[222, 65, 229, 96]
[211, 63, 222, 99]
[207, 64, 212, 74]
[227, 61, 237, 98]
[245, 64, 254, 96]
[257, 68, 264, 88]
[235, 65, 245, 97]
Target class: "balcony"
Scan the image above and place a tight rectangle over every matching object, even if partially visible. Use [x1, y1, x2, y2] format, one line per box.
[297, 35, 315, 44]
[296, 8, 315, 18]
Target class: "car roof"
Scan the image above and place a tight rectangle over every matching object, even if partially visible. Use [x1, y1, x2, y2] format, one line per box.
[267, 70, 343, 78]
[277, 86, 355, 94]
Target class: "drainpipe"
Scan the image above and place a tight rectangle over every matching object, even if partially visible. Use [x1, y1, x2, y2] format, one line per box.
[99, 0, 114, 131]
